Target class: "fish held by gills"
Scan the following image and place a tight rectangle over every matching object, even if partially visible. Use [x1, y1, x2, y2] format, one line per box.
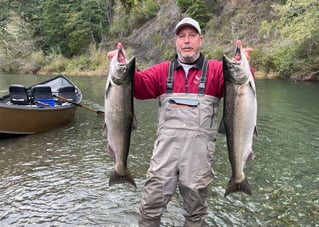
[220, 41, 258, 197]
[103, 46, 137, 188]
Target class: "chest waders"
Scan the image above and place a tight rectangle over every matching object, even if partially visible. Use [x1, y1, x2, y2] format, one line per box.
[138, 60, 220, 227]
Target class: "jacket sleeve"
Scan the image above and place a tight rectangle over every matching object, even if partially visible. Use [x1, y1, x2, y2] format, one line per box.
[205, 60, 256, 98]
[134, 61, 170, 99]
[205, 60, 224, 98]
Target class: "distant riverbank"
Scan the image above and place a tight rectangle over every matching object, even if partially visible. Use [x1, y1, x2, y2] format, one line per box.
[254, 71, 319, 81]
[34, 69, 318, 82]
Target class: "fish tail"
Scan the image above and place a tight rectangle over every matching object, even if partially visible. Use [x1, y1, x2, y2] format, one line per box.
[109, 170, 137, 188]
[224, 178, 252, 197]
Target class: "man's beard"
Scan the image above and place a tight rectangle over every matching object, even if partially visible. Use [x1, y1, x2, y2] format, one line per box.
[177, 51, 200, 64]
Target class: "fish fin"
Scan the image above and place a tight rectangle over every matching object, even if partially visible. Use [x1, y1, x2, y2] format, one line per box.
[106, 144, 115, 156]
[105, 79, 112, 98]
[249, 80, 256, 96]
[218, 118, 226, 135]
[245, 149, 255, 165]
[254, 126, 259, 137]
[109, 169, 137, 188]
[102, 122, 108, 136]
[224, 177, 252, 197]
[132, 115, 137, 130]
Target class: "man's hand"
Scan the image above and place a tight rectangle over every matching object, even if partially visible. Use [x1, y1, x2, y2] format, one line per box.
[106, 42, 126, 63]
[233, 40, 253, 61]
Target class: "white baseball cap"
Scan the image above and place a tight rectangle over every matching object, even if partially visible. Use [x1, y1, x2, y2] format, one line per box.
[175, 17, 201, 35]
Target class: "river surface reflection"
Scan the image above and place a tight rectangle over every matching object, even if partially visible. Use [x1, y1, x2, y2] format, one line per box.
[0, 74, 318, 226]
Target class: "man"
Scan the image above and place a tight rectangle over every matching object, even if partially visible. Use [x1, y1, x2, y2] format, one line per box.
[108, 17, 254, 227]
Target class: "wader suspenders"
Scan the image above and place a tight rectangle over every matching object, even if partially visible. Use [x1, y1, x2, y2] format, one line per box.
[166, 61, 174, 94]
[166, 59, 209, 94]
[198, 59, 208, 95]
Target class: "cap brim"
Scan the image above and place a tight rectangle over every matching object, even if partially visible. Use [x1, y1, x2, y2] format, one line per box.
[175, 24, 200, 35]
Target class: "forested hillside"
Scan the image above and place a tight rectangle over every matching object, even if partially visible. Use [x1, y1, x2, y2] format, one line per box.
[0, 0, 318, 80]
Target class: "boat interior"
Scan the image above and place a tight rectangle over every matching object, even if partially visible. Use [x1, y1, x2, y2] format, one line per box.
[1, 80, 78, 108]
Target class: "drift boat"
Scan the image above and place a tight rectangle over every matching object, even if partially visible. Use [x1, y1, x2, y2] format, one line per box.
[0, 75, 82, 135]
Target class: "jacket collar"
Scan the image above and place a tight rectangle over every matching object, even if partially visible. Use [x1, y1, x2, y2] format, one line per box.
[173, 53, 205, 70]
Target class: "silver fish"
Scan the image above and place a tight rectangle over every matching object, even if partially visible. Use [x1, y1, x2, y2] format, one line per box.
[220, 45, 258, 197]
[104, 47, 137, 188]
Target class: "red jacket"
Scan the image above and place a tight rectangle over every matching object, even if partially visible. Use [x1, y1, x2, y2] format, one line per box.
[134, 54, 253, 99]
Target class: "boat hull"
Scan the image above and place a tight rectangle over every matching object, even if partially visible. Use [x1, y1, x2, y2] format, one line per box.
[0, 104, 78, 134]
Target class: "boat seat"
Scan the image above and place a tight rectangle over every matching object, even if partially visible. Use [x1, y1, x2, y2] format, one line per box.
[58, 85, 76, 101]
[31, 85, 53, 103]
[9, 84, 30, 104]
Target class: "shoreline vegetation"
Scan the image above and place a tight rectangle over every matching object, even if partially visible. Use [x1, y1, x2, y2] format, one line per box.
[31, 61, 319, 82]
[1, 0, 318, 82]
[34, 61, 317, 82]
[33, 60, 315, 81]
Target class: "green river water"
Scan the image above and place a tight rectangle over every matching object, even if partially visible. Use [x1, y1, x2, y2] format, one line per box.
[0, 74, 318, 226]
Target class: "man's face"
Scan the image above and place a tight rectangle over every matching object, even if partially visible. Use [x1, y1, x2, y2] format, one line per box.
[175, 26, 203, 63]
